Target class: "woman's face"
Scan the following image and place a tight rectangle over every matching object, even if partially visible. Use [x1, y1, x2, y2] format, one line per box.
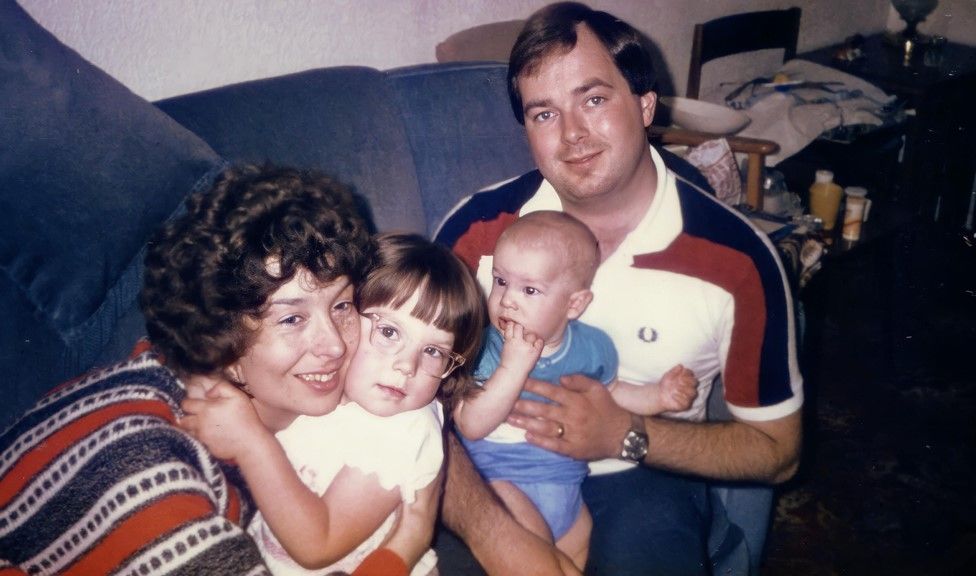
[343, 290, 455, 417]
[229, 269, 358, 431]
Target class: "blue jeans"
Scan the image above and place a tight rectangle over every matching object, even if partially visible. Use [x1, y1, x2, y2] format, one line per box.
[582, 466, 711, 575]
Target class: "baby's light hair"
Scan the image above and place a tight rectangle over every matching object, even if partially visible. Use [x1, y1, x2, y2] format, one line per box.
[498, 211, 600, 289]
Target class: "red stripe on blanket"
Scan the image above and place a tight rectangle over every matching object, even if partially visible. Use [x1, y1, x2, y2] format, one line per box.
[62, 492, 213, 575]
[0, 400, 176, 506]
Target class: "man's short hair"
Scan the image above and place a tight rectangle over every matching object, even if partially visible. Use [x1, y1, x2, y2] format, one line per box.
[508, 1, 657, 124]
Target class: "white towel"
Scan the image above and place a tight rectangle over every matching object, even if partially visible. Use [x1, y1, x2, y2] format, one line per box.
[702, 59, 896, 166]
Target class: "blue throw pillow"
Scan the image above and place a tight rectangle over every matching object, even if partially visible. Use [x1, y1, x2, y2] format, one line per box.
[0, 0, 223, 426]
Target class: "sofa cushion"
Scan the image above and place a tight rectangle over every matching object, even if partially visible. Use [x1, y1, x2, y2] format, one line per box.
[156, 67, 427, 235]
[387, 62, 535, 235]
[0, 0, 223, 427]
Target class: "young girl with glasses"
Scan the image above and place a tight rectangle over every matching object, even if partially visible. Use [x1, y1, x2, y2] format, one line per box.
[180, 232, 484, 576]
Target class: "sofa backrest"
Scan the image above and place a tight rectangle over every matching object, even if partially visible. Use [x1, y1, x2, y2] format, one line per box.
[387, 62, 534, 234]
[155, 67, 428, 235]
[157, 61, 535, 237]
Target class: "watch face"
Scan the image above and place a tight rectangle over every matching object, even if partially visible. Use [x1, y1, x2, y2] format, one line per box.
[622, 430, 648, 461]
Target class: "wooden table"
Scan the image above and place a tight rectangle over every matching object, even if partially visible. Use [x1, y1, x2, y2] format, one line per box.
[799, 33, 976, 230]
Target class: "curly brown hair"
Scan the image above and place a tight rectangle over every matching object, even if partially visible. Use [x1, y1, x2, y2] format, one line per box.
[140, 164, 373, 376]
[356, 232, 485, 412]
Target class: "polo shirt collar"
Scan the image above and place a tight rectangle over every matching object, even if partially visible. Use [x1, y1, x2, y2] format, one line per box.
[519, 145, 683, 256]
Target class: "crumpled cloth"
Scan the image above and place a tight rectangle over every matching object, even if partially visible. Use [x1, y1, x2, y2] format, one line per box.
[702, 59, 897, 166]
[685, 137, 743, 206]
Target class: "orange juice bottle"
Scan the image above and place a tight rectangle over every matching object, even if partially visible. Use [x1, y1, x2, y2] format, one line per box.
[808, 170, 843, 231]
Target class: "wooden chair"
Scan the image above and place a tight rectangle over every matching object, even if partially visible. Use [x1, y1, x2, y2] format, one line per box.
[686, 7, 801, 99]
[648, 126, 779, 210]
[686, 7, 905, 208]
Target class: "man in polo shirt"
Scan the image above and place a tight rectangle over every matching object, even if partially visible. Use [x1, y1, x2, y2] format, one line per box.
[435, 3, 802, 574]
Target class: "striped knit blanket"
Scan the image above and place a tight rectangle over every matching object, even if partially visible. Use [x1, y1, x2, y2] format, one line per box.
[0, 351, 270, 576]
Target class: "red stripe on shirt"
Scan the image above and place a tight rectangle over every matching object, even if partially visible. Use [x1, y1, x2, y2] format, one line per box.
[633, 233, 765, 407]
[452, 213, 518, 271]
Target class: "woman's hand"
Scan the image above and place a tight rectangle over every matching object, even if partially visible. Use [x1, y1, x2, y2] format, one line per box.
[179, 379, 268, 461]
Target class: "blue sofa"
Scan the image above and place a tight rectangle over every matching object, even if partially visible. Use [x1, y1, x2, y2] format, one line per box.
[1, 0, 535, 431]
[2, 1, 770, 571]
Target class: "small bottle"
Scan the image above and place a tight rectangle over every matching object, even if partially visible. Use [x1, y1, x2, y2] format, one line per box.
[808, 170, 843, 231]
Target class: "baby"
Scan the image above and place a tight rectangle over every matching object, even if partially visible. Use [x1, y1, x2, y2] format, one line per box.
[453, 210, 697, 568]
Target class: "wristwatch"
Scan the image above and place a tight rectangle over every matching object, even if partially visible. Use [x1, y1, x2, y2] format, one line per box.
[619, 413, 649, 462]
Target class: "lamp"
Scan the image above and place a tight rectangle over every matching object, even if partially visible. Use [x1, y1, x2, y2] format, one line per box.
[891, 0, 938, 41]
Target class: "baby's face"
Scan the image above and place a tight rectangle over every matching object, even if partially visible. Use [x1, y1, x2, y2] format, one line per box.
[343, 290, 455, 417]
[488, 240, 578, 346]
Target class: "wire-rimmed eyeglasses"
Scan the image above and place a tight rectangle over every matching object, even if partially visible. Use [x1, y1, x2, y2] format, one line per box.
[362, 313, 465, 379]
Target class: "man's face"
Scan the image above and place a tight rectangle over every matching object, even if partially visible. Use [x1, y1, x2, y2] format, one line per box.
[230, 271, 358, 431]
[518, 25, 656, 208]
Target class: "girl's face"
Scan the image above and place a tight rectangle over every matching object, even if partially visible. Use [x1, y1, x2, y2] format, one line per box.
[343, 290, 456, 417]
[229, 269, 358, 431]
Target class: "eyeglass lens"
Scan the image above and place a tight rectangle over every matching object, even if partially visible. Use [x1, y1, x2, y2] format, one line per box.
[365, 314, 463, 378]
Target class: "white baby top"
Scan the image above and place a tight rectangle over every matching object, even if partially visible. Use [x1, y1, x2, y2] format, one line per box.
[248, 400, 444, 576]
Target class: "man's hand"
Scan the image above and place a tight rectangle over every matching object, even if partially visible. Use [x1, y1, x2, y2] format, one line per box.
[179, 380, 268, 461]
[508, 374, 630, 461]
[657, 364, 699, 413]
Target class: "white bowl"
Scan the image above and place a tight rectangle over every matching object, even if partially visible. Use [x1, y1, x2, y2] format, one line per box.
[659, 96, 750, 135]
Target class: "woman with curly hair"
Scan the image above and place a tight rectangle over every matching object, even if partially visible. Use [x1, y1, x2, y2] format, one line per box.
[0, 164, 434, 576]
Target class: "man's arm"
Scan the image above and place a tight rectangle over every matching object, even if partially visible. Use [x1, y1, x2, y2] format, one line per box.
[510, 375, 801, 484]
[441, 433, 581, 575]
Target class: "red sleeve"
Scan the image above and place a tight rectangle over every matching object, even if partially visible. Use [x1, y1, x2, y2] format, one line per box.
[351, 548, 408, 576]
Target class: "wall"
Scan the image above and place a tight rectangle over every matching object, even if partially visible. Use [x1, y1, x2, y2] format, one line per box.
[18, 0, 972, 102]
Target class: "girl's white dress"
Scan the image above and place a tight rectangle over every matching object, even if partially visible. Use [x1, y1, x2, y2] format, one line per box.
[248, 400, 443, 575]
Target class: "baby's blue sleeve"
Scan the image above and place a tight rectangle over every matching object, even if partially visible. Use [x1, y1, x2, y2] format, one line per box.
[597, 331, 618, 387]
